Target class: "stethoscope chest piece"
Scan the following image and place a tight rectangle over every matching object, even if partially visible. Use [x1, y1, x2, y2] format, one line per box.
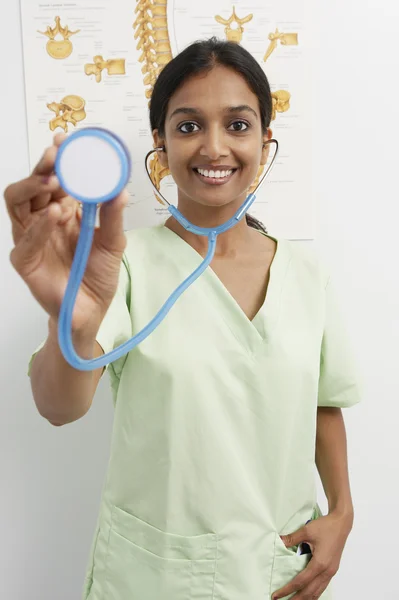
[54, 127, 131, 205]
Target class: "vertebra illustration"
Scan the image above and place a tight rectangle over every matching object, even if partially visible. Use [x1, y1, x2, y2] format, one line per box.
[37, 16, 80, 59]
[84, 56, 126, 83]
[264, 28, 298, 62]
[47, 95, 86, 132]
[271, 90, 291, 120]
[214, 6, 253, 43]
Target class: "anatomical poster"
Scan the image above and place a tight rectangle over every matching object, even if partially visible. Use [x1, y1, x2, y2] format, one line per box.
[20, 0, 316, 239]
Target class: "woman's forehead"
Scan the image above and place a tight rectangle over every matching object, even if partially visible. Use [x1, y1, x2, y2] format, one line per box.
[166, 66, 259, 116]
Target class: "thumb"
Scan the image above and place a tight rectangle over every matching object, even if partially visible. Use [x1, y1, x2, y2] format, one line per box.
[280, 526, 308, 549]
[96, 190, 128, 253]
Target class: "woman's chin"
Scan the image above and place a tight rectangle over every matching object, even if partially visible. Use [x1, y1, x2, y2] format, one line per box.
[185, 194, 248, 212]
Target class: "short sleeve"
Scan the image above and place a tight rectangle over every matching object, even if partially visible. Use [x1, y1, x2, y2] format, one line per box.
[27, 340, 45, 377]
[317, 276, 362, 408]
[27, 255, 132, 403]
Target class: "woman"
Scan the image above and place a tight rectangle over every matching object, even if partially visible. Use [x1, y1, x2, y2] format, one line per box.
[5, 38, 360, 600]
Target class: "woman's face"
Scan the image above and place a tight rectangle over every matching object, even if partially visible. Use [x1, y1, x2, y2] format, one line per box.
[153, 64, 272, 212]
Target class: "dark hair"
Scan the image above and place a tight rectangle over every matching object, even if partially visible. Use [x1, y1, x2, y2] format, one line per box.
[149, 37, 272, 234]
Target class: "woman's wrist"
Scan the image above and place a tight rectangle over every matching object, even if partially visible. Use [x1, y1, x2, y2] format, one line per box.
[48, 315, 100, 353]
[328, 502, 354, 531]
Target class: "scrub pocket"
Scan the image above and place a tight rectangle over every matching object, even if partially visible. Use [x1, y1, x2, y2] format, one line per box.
[104, 505, 217, 600]
[270, 505, 332, 600]
[269, 531, 312, 600]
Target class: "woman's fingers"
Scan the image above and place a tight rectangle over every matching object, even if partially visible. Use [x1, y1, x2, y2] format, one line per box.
[53, 132, 68, 147]
[31, 133, 67, 175]
[30, 174, 69, 213]
[4, 175, 59, 237]
[30, 137, 70, 209]
[5, 139, 65, 240]
[32, 144, 58, 177]
[10, 203, 62, 277]
[5, 175, 54, 212]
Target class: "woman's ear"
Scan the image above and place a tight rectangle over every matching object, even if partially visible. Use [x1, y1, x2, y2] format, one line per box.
[152, 129, 169, 168]
[260, 128, 273, 166]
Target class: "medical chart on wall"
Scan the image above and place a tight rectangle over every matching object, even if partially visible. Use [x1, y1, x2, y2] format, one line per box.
[19, 0, 316, 239]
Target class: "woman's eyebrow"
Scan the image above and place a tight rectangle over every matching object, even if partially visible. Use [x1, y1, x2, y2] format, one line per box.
[227, 105, 258, 119]
[169, 105, 258, 120]
[169, 107, 200, 120]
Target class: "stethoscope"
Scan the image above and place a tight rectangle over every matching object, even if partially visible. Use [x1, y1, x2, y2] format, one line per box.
[55, 127, 279, 370]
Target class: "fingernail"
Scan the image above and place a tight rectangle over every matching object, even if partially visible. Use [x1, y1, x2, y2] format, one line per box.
[43, 175, 58, 187]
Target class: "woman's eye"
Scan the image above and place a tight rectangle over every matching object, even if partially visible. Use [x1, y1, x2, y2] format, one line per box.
[178, 122, 200, 133]
[229, 120, 249, 132]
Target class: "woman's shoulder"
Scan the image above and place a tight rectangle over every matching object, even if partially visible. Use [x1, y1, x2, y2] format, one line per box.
[277, 237, 330, 289]
[123, 223, 166, 256]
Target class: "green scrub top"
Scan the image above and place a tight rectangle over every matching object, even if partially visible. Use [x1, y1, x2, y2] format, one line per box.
[29, 224, 361, 600]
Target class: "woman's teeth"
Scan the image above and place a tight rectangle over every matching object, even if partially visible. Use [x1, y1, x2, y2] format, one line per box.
[195, 168, 233, 179]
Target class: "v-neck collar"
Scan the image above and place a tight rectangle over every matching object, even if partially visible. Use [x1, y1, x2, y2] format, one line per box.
[152, 223, 291, 356]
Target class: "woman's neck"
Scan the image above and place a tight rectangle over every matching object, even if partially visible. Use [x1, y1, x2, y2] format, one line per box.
[165, 197, 259, 258]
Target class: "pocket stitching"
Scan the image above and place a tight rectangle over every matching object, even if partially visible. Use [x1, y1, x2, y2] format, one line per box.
[269, 531, 278, 598]
[210, 534, 219, 600]
[103, 511, 115, 600]
[105, 517, 217, 599]
[111, 505, 218, 557]
[110, 528, 194, 572]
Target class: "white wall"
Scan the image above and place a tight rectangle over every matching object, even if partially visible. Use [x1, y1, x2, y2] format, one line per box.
[1, 1, 398, 599]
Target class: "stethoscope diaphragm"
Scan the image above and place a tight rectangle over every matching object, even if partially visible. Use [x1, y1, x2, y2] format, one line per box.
[54, 127, 131, 205]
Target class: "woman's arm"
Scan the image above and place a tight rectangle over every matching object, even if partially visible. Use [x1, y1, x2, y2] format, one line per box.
[316, 406, 354, 525]
[30, 317, 104, 426]
[272, 408, 356, 598]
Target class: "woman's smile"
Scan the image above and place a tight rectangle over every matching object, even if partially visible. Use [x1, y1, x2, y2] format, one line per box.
[192, 166, 238, 186]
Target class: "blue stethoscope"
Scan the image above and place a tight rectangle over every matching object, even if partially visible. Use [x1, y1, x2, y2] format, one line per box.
[55, 127, 279, 370]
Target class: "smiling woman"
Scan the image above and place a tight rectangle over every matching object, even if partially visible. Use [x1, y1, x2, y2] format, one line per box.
[13, 36, 361, 600]
[149, 37, 274, 234]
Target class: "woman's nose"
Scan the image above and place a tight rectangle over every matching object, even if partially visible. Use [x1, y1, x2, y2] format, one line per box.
[199, 127, 229, 160]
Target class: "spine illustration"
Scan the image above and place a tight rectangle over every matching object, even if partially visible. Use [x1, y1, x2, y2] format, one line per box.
[271, 90, 291, 120]
[264, 29, 298, 62]
[133, 0, 173, 100]
[47, 95, 86, 132]
[84, 56, 126, 83]
[215, 6, 253, 43]
[37, 16, 80, 59]
[133, 0, 173, 204]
